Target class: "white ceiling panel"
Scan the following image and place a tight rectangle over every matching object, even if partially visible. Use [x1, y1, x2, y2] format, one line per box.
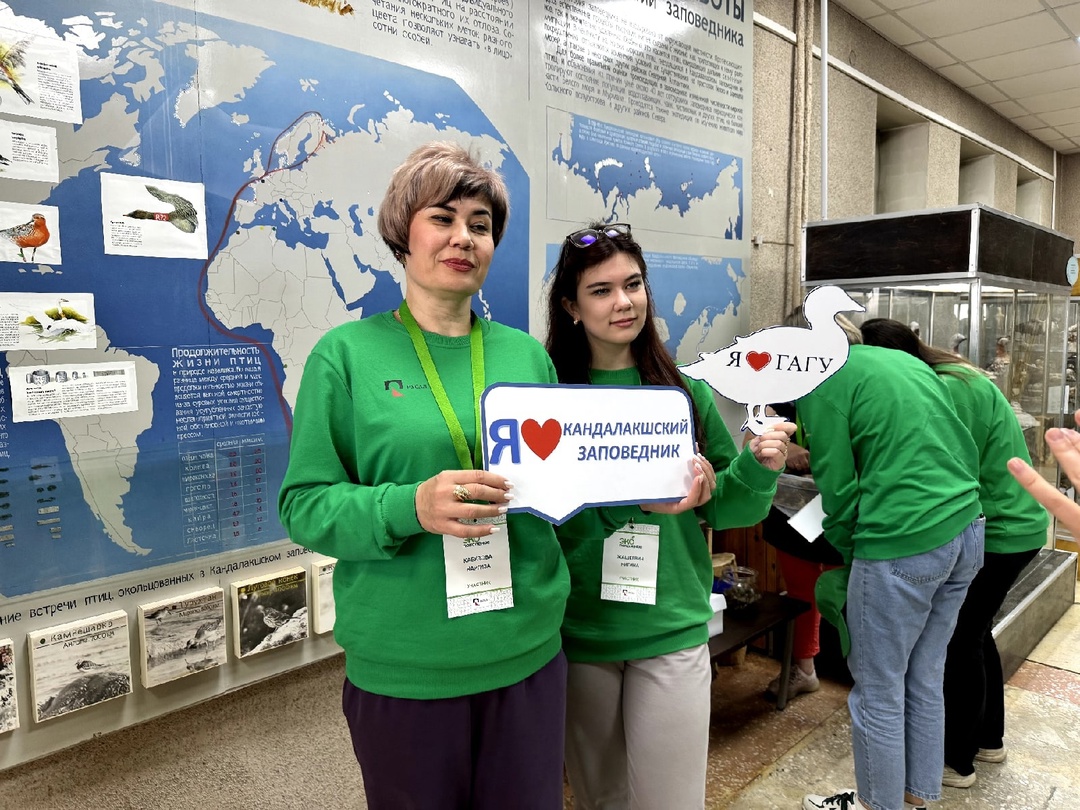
[896, 0, 1044, 38]
[1054, 4, 1080, 33]
[874, 0, 932, 9]
[936, 63, 983, 88]
[1022, 86, 1080, 115]
[964, 83, 1009, 105]
[996, 63, 1080, 98]
[991, 99, 1033, 119]
[966, 40, 1080, 82]
[836, 0, 888, 19]
[832, 0, 1080, 154]
[903, 40, 956, 68]
[864, 13, 923, 45]
[1038, 106, 1080, 127]
[935, 15, 1065, 62]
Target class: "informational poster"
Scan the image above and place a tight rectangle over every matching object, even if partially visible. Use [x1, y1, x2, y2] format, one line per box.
[0, 119, 58, 183]
[0, 293, 96, 351]
[100, 174, 208, 259]
[0, 23, 83, 124]
[7, 360, 139, 423]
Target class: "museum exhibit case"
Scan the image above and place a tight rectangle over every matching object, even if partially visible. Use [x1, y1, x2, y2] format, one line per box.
[802, 203, 1075, 488]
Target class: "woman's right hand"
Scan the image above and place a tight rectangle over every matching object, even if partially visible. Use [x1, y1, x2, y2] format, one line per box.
[415, 469, 514, 538]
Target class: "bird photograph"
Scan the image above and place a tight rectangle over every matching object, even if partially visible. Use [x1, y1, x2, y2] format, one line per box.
[124, 184, 199, 233]
[0, 212, 50, 262]
[0, 39, 33, 106]
[681, 285, 865, 434]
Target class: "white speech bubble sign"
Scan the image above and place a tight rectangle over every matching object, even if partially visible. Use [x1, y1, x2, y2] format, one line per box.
[481, 383, 697, 525]
[680, 285, 865, 435]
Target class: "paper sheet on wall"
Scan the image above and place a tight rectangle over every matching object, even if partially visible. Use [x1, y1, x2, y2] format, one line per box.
[7, 360, 139, 423]
[0, 119, 58, 182]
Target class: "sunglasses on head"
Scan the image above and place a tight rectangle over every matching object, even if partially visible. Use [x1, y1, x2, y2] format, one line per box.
[566, 222, 631, 248]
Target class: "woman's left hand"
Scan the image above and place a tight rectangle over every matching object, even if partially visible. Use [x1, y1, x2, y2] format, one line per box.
[643, 453, 716, 514]
[749, 421, 796, 471]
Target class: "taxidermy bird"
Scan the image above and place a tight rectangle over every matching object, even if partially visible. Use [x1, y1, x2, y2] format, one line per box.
[681, 285, 864, 434]
[0, 39, 32, 105]
[124, 185, 198, 233]
[0, 212, 49, 261]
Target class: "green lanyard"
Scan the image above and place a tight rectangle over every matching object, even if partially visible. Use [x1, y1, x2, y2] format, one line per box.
[399, 300, 485, 470]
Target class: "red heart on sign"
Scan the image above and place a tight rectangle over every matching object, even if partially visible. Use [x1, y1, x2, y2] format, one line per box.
[746, 351, 771, 371]
[521, 418, 561, 460]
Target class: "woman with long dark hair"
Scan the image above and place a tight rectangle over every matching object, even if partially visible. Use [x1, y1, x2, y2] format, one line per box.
[861, 317, 1048, 791]
[546, 221, 793, 810]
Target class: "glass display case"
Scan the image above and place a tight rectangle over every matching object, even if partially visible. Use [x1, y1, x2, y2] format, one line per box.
[803, 204, 1075, 489]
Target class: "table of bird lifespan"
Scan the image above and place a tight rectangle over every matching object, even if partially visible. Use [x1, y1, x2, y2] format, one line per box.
[179, 435, 269, 547]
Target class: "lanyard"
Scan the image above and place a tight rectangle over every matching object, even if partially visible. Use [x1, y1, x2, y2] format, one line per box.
[399, 300, 485, 470]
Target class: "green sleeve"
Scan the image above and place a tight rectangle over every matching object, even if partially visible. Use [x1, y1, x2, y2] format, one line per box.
[278, 351, 423, 562]
[799, 392, 856, 563]
[689, 380, 781, 531]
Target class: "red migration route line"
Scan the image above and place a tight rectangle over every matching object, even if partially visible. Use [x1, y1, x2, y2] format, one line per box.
[196, 111, 331, 434]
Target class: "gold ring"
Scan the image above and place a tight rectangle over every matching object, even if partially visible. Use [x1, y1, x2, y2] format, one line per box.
[453, 484, 470, 502]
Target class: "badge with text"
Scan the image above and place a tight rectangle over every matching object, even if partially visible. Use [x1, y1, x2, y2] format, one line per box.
[481, 384, 696, 525]
[442, 515, 513, 618]
[680, 285, 864, 434]
[601, 522, 660, 604]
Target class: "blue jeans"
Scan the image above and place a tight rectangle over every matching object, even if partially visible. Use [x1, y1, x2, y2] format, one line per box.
[847, 518, 984, 810]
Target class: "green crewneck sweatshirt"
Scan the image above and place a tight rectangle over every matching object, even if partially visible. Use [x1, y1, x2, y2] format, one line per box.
[935, 363, 1048, 554]
[555, 368, 781, 662]
[278, 311, 570, 699]
[798, 345, 983, 654]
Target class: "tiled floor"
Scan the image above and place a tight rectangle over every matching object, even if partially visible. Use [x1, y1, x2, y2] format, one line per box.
[698, 582, 1080, 809]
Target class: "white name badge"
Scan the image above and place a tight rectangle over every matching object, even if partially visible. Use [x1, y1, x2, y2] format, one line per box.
[600, 522, 660, 605]
[443, 514, 513, 618]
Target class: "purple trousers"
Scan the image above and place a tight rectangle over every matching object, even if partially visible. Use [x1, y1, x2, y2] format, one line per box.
[342, 651, 567, 810]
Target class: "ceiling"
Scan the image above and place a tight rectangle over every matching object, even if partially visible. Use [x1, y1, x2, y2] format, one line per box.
[832, 0, 1080, 155]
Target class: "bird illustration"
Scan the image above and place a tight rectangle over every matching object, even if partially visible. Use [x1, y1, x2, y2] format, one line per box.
[28, 298, 92, 341]
[681, 285, 865, 434]
[0, 213, 49, 262]
[75, 659, 107, 671]
[124, 185, 198, 233]
[0, 40, 32, 105]
[260, 605, 292, 629]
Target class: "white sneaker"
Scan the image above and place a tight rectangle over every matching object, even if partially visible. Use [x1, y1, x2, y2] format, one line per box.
[766, 666, 820, 698]
[976, 746, 1007, 763]
[942, 764, 976, 788]
[803, 790, 859, 809]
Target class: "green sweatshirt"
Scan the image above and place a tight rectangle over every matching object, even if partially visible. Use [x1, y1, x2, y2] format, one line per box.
[278, 311, 570, 699]
[799, 345, 983, 654]
[556, 368, 781, 662]
[935, 363, 1048, 554]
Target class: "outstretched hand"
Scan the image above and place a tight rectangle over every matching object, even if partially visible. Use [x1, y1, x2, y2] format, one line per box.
[1009, 413, 1080, 538]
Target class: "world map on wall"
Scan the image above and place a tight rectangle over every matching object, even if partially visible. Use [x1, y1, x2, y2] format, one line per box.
[0, 1, 530, 597]
[544, 109, 746, 363]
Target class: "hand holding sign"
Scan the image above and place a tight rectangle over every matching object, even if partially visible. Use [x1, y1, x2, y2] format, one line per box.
[482, 384, 697, 524]
[680, 286, 864, 434]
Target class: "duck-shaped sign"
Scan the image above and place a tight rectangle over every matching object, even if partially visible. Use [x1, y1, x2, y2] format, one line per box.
[681, 285, 864, 434]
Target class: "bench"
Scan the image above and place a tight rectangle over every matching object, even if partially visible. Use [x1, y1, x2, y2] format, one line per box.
[708, 591, 811, 710]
